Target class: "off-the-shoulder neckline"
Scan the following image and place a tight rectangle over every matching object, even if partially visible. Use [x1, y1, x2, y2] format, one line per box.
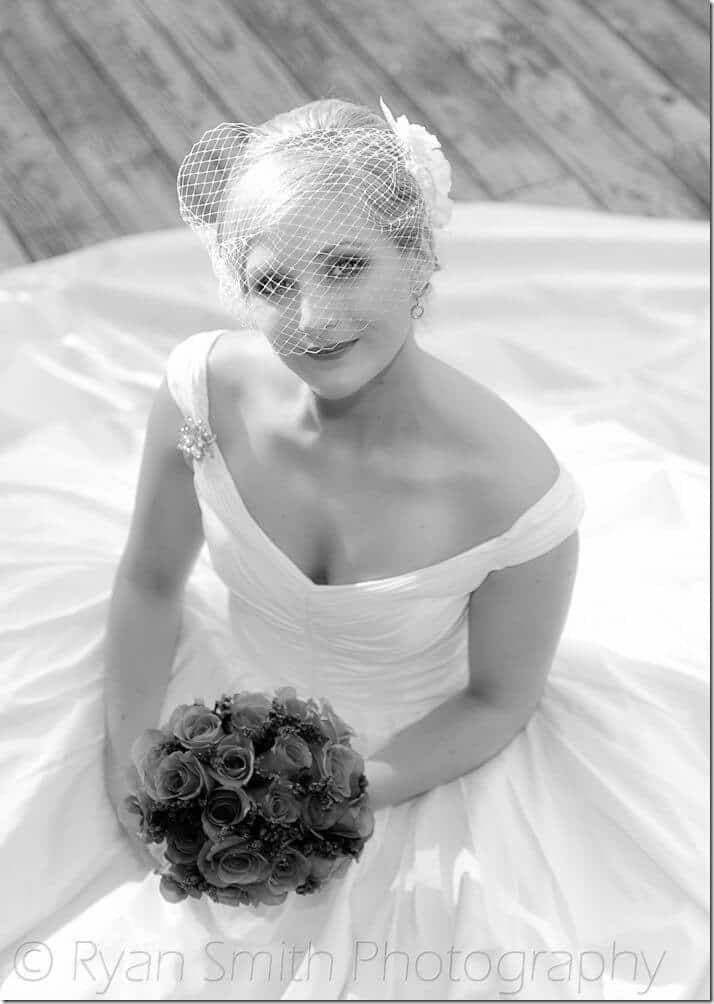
[181, 329, 571, 592]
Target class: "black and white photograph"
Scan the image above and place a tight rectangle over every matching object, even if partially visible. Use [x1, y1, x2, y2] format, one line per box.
[0, 0, 709, 999]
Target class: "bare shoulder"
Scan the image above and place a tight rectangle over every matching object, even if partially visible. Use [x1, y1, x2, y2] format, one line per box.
[205, 331, 291, 429]
[428, 356, 561, 525]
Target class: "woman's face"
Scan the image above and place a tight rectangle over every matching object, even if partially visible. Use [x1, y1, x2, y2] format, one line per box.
[237, 183, 424, 399]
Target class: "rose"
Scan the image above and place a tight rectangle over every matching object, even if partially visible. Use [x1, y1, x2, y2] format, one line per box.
[301, 790, 343, 831]
[212, 885, 255, 907]
[273, 685, 320, 721]
[260, 778, 302, 825]
[307, 853, 352, 886]
[202, 787, 253, 840]
[229, 691, 272, 733]
[256, 731, 313, 779]
[130, 729, 175, 788]
[250, 882, 289, 907]
[316, 742, 364, 799]
[316, 699, 355, 744]
[165, 702, 224, 750]
[165, 823, 208, 865]
[117, 787, 155, 841]
[197, 837, 271, 888]
[329, 793, 375, 840]
[206, 735, 255, 790]
[140, 748, 212, 804]
[159, 874, 188, 904]
[266, 847, 311, 894]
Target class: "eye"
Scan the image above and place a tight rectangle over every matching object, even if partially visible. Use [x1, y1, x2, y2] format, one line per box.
[251, 272, 296, 298]
[327, 256, 368, 279]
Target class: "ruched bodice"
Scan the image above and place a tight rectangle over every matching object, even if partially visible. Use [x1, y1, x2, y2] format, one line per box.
[166, 329, 586, 755]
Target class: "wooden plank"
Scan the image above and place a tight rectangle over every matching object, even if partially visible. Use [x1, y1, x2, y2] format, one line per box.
[423, 0, 707, 217]
[51, 0, 232, 168]
[0, 0, 178, 235]
[498, 0, 709, 204]
[672, 0, 710, 30]
[218, 0, 488, 200]
[0, 61, 116, 260]
[582, 0, 709, 112]
[0, 213, 31, 269]
[313, 0, 598, 206]
[138, 0, 313, 124]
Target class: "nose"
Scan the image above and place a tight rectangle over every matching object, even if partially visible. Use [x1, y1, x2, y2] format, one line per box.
[298, 291, 337, 333]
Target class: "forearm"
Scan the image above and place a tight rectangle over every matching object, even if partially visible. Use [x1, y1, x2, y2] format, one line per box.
[365, 689, 534, 811]
[103, 571, 183, 773]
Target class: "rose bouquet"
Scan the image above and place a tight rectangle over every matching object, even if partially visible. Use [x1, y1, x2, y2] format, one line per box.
[119, 686, 374, 907]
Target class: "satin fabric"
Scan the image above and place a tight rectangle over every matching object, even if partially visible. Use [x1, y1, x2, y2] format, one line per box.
[0, 204, 708, 999]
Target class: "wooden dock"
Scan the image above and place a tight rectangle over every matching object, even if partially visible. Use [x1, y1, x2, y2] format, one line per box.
[0, 0, 709, 267]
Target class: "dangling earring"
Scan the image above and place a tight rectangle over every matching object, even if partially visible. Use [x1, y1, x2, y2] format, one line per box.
[410, 280, 431, 320]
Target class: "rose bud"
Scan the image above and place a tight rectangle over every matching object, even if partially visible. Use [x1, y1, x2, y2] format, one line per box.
[130, 729, 174, 786]
[257, 732, 312, 779]
[117, 788, 155, 841]
[301, 790, 343, 831]
[273, 686, 314, 720]
[267, 847, 311, 894]
[317, 743, 364, 799]
[206, 735, 255, 791]
[251, 881, 289, 906]
[165, 823, 206, 866]
[317, 698, 355, 743]
[202, 787, 253, 840]
[159, 874, 189, 904]
[197, 837, 271, 888]
[308, 853, 352, 885]
[166, 703, 224, 751]
[230, 692, 272, 733]
[329, 794, 375, 840]
[260, 778, 302, 825]
[151, 750, 211, 803]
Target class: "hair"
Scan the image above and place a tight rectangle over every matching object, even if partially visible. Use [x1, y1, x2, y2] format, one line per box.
[213, 98, 439, 300]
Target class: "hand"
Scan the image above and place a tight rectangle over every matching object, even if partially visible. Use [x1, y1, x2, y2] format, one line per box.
[104, 749, 165, 875]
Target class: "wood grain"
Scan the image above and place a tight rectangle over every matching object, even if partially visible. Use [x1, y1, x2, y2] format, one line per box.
[51, 0, 230, 168]
[0, 214, 31, 269]
[221, 0, 487, 200]
[672, 0, 711, 31]
[424, 0, 706, 217]
[498, 0, 709, 203]
[139, 0, 311, 123]
[583, 0, 710, 112]
[0, 0, 708, 264]
[0, 60, 116, 259]
[0, 1, 178, 235]
[314, 0, 599, 206]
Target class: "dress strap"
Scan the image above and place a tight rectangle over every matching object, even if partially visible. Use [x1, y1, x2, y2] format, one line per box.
[165, 329, 224, 424]
[488, 465, 586, 572]
[166, 330, 225, 467]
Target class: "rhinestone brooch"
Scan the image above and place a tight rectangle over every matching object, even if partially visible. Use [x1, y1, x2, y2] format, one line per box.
[177, 417, 216, 465]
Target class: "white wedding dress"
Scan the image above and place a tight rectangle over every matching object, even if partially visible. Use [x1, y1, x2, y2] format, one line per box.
[0, 204, 708, 1000]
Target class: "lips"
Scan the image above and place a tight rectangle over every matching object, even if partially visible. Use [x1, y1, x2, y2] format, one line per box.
[305, 338, 359, 358]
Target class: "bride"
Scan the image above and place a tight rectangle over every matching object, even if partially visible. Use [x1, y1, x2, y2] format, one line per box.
[1, 97, 707, 1000]
[105, 96, 580, 845]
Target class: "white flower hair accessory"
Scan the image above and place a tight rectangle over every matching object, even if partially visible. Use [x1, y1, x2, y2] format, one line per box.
[379, 97, 453, 230]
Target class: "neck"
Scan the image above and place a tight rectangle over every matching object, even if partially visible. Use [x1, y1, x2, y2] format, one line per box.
[298, 332, 430, 449]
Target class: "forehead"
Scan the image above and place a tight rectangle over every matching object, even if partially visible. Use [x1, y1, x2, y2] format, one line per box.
[227, 162, 390, 268]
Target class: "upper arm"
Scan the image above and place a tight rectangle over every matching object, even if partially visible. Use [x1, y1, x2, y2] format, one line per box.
[466, 530, 580, 715]
[466, 426, 580, 715]
[117, 378, 205, 596]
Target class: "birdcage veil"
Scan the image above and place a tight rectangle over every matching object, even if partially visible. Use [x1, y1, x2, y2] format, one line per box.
[177, 97, 453, 356]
